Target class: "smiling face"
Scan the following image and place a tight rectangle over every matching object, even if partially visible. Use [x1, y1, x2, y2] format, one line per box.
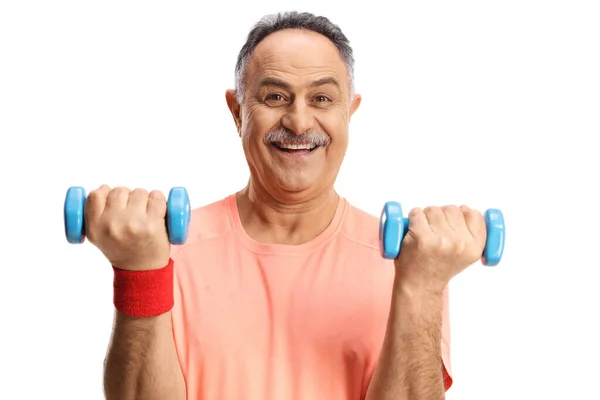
[226, 28, 361, 199]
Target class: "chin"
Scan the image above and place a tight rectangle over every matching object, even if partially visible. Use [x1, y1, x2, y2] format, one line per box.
[278, 182, 313, 193]
[274, 175, 317, 194]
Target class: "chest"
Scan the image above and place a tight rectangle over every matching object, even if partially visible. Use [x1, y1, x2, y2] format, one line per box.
[180, 248, 394, 362]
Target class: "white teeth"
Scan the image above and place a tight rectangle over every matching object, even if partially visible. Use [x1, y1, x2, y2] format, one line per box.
[277, 143, 317, 150]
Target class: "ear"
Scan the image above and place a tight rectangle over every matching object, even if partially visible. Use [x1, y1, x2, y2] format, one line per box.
[349, 93, 362, 117]
[225, 89, 242, 136]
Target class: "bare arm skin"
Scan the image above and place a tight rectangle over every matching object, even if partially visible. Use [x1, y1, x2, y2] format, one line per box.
[365, 278, 446, 400]
[103, 311, 186, 400]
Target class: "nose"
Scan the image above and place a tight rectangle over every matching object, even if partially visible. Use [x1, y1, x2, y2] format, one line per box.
[281, 100, 315, 135]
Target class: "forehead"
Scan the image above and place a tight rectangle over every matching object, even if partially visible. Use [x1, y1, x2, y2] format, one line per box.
[246, 29, 349, 89]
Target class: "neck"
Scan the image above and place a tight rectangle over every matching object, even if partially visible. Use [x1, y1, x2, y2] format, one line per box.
[236, 179, 340, 245]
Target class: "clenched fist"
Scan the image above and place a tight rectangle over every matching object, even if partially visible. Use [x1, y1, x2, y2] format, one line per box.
[394, 205, 487, 293]
[84, 185, 171, 271]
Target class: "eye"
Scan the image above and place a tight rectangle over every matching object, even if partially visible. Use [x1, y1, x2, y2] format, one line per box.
[314, 95, 331, 103]
[265, 93, 286, 102]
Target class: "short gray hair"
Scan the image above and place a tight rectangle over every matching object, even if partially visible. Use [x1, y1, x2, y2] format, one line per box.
[234, 11, 355, 102]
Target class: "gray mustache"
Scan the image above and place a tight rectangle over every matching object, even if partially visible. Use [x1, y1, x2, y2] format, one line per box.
[263, 128, 331, 147]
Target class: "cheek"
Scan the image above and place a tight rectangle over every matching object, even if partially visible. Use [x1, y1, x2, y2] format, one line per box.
[241, 113, 271, 162]
[240, 108, 255, 137]
[327, 138, 348, 164]
[240, 109, 261, 147]
[242, 107, 278, 139]
[321, 113, 349, 150]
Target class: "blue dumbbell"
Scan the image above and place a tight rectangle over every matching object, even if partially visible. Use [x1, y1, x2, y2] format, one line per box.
[379, 202, 505, 266]
[63, 186, 191, 245]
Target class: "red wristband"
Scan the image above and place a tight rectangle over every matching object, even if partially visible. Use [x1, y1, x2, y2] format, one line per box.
[112, 258, 174, 317]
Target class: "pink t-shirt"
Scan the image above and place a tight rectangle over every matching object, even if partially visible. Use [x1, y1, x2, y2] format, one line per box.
[170, 194, 452, 399]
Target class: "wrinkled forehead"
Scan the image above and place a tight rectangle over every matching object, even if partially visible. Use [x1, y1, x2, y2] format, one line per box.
[246, 29, 351, 92]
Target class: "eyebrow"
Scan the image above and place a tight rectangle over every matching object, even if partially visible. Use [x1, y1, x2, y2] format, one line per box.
[257, 76, 341, 91]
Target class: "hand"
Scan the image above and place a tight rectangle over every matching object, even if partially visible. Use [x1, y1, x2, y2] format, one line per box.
[84, 185, 171, 271]
[394, 205, 487, 293]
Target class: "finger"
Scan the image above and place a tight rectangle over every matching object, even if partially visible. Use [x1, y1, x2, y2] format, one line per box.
[105, 187, 130, 211]
[442, 205, 468, 233]
[147, 190, 167, 220]
[84, 184, 111, 223]
[407, 207, 431, 236]
[423, 206, 448, 234]
[461, 205, 486, 246]
[127, 188, 149, 214]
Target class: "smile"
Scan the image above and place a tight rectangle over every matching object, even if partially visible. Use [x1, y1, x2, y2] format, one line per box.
[271, 141, 321, 154]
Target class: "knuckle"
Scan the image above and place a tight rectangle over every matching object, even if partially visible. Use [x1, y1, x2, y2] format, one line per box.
[107, 187, 130, 203]
[466, 208, 481, 218]
[132, 188, 149, 197]
[124, 218, 152, 237]
[106, 220, 122, 239]
[454, 237, 468, 253]
[467, 211, 484, 226]
[149, 190, 165, 201]
[124, 222, 142, 236]
[425, 206, 444, 218]
[407, 207, 423, 221]
[442, 205, 460, 214]
[440, 235, 455, 252]
[87, 189, 105, 203]
[112, 186, 130, 196]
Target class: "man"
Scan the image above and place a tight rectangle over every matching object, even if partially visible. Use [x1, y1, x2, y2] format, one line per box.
[87, 11, 487, 400]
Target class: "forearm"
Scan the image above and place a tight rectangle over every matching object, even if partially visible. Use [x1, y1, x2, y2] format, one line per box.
[366, 277, 445, 400]
[103, 311, 186, 400]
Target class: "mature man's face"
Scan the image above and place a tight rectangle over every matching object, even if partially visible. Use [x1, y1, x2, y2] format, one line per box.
[227, 29, 361, 198]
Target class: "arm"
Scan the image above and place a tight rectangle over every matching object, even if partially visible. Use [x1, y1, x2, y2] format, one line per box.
[365, 278, 446, 400]
[83, 186, 187, 400]
[103, 311, 186, 400]
[366, 203, 485, 399]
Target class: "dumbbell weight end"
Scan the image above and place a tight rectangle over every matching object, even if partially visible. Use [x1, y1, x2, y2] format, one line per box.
[64, 186, 87, 244]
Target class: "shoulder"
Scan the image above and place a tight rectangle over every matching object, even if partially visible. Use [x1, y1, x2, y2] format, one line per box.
[331, 198, 397, 275]
[338, 199, 383, 254]
[173, 194, 235, 250]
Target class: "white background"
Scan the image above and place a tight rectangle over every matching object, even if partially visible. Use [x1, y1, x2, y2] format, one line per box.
[1, 1, 599, 399]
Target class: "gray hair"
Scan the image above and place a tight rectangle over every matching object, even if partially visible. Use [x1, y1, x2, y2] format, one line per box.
[234, 11, 355, 102]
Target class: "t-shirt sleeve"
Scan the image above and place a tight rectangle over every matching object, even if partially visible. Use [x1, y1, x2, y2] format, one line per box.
[168, 245, 188, 384]
[441, 285, 453, 391]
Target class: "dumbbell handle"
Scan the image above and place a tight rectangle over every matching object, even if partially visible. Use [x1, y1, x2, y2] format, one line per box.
[379, 202, 505, 266]
[64, 186, 191, 245]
